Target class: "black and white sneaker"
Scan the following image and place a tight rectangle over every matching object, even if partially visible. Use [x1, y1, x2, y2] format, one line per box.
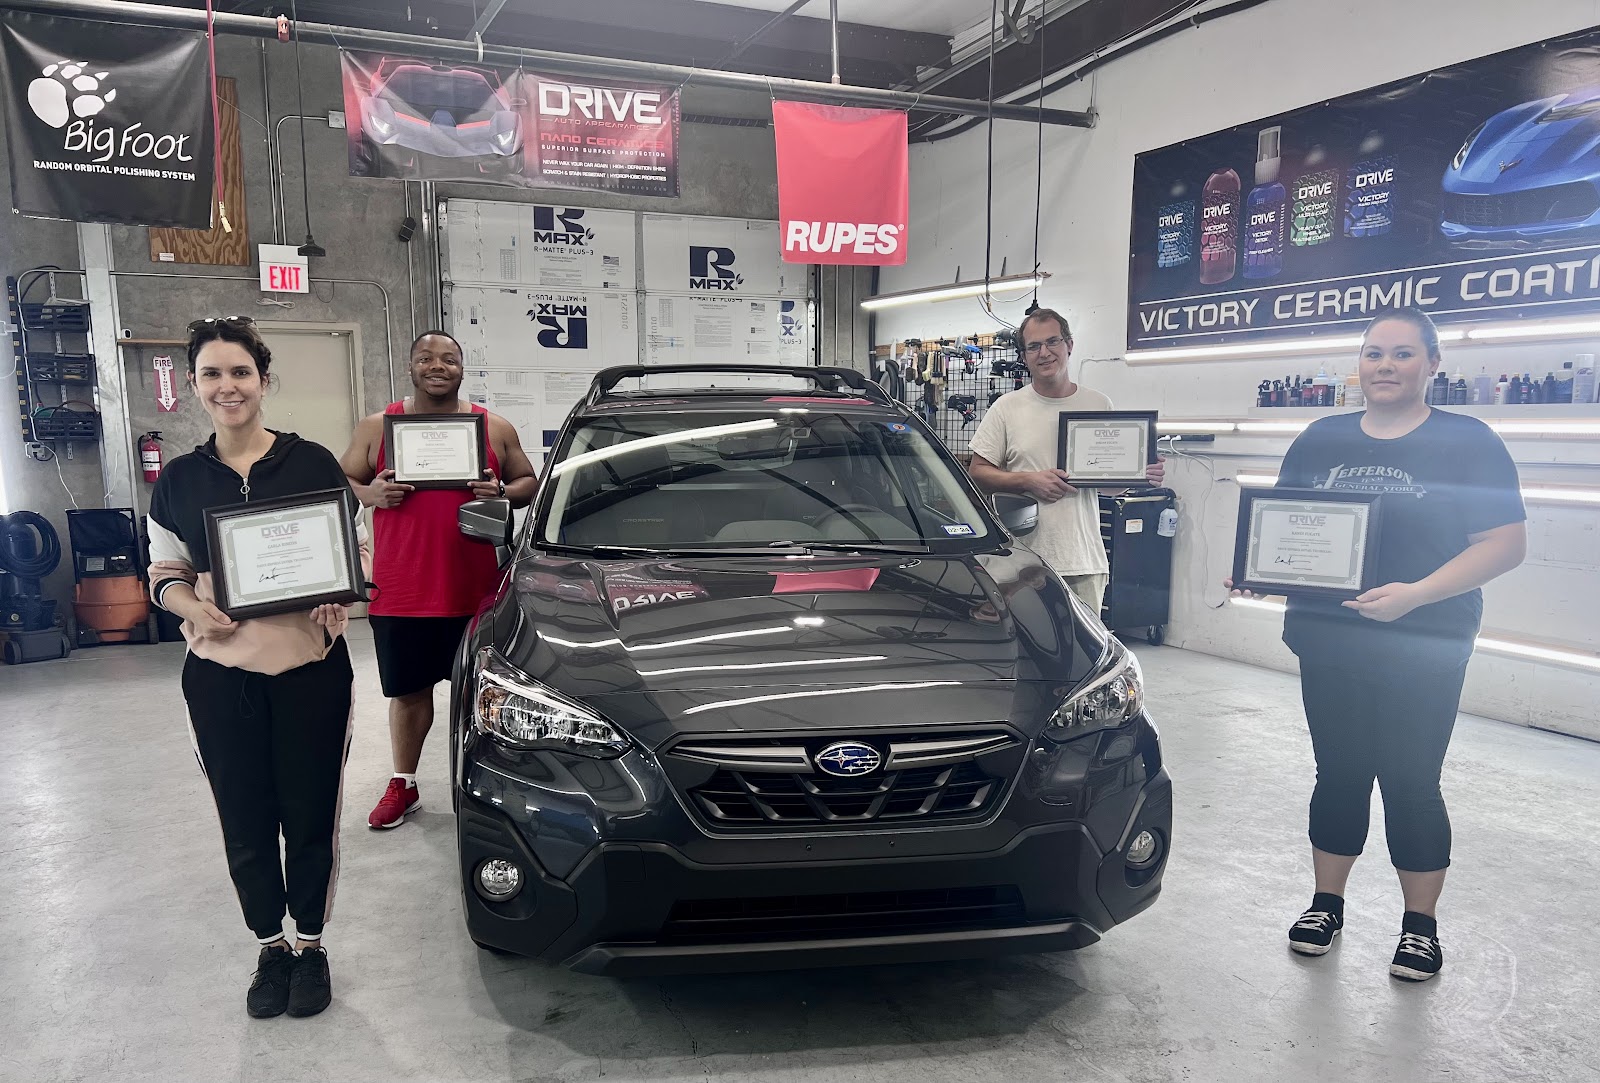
[1390, 913, 1443, 982]
[246, 945, 294, 1018]
[1288, 892, 1345, 956]
[286, 946, 333, 1017]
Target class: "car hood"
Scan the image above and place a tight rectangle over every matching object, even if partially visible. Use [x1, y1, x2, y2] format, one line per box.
[1450, 90, 1600, 190]
[478, 547, 1108, 748]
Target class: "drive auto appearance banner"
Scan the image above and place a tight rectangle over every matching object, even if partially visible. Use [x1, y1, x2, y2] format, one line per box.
[1129, 26, 1600, 351]
[773, 100, 908, 265]
[342, 52, 679, 196]
[1, 12, 214, 227]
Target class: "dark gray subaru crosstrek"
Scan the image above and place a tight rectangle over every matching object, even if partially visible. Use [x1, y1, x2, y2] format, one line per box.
[449, 365, 1171, 976]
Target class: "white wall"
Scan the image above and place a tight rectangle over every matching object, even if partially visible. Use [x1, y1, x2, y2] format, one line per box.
[880, 0, 1600, 737]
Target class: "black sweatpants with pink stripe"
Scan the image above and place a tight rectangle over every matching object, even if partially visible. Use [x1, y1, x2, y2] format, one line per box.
[183, 637, 354, 942]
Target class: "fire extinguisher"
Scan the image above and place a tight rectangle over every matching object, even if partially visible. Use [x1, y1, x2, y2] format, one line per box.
[139, 432, 164, 483]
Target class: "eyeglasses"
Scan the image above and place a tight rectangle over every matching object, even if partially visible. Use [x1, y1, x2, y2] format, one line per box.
[1023, 336, 1067, 355]
[187, 315, 257, 332]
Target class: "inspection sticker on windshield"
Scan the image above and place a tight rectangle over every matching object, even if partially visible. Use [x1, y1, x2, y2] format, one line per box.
[883, 422, 910, 433]
[943, 524, 976, 536]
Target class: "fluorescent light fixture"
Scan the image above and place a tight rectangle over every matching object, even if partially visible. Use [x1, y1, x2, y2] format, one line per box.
[1165, 417, 1600, 437]
[637, 655, 885, 678]
[859, 271, 1048, 311]
[539, 626, 790, 653]
[1226, 598, 1600, 672]
[1523, 486, 1600, 505]
[1489, 420, 1600, 436]
[1235, 473, 1279, 486]
[684, 681, 961, 716]
[1236, 420, 1311, 434]
[1127, 335, 1364, 363]
[1158, 421, 1234, 435]
[1464, 319, 1600, 342]
[1476, 635, 1600, 671]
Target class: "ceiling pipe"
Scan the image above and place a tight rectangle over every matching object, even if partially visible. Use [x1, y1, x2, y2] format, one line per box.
[0, 0, 1096, 126]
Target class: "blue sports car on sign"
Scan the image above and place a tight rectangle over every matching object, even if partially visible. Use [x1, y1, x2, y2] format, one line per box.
[1440, 86, 1600, 248]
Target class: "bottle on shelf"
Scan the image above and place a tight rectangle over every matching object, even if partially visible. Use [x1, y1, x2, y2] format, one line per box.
[1522, 373, 1536, 404]
[1289, 375, 1303, 407]
[1450, 372, 1469, 405]
[1272, 379, 1286, 407]
[1507, 374, 1523, 404]
[1257, 379, 1273, 408]
[1333, 372, 1346, 407]
[1494, 373, 1509, 405]
[1556, 362, 1575, 404]
[1345, 373, 1363, 408]
[1430, 371, 1449, 405]
[1473, 368, 1493, 405]
[1575, 355, 1597, 404]
[1542, 371, 1560, 404]
[1313, 367, 1332, 406]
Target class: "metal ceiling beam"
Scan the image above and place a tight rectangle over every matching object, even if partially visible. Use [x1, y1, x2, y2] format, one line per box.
[0, 0, 1095, 126]
[465, 0, 511, 40]
[725, 0, 812, 62]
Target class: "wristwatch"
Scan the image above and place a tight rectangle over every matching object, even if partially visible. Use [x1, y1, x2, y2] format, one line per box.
[497, 478, 506, 498]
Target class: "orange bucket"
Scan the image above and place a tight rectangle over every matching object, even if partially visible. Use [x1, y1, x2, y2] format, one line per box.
[75, 576, 149, 643]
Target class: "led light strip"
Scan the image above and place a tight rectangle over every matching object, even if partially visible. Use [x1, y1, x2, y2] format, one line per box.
[1233, 472, 1600, 505]
[1158, 418, 1600, 437]
[1127, 314, 1600, 364]
[1226, 597, 1600, 672]
[859, 272, 1048, 311]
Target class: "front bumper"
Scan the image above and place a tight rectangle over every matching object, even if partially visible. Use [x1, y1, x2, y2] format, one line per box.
[456, 751, 1172, 975]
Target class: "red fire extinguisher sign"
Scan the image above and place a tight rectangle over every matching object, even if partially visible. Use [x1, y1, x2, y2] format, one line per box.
[153, 355, 179, 412]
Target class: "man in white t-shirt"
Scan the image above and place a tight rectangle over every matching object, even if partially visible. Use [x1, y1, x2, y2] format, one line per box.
[968, 307, 1164, 614]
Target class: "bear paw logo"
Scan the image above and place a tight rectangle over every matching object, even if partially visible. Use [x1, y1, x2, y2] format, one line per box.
[27, 62, 116, 129]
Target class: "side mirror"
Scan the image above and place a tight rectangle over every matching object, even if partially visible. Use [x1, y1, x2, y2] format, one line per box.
[459, 498, 512, 547]
[992, 493, 1039, 537]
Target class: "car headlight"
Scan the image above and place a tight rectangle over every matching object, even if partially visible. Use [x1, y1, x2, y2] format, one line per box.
[1043, 646, 1144, 742]
[473, 648, 630, 758]
[1452, 123, 1485, 171]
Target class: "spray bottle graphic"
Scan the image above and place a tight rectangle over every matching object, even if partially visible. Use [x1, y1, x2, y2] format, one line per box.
[1345, 131, 1397, 239]
[1156, 182, 1197, 270]
[1292, 144, 1339, 247]
[1243, 126, 1287, 279]
[1200, 167, 1241, 285]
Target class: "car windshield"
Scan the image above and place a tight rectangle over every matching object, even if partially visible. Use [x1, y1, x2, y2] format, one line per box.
[383, 67, 499, 112]
[537, 409, 996, 552]
[1540, 97, 1600, 123]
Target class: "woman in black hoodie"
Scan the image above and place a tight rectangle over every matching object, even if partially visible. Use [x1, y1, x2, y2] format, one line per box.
[147, 316, 366, 1019]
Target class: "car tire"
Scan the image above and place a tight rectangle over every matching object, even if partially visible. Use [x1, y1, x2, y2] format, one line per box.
[1148, 625, 1164, 646]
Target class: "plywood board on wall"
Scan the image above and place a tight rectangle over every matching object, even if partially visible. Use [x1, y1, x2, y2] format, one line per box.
[148, 77, 249, 267]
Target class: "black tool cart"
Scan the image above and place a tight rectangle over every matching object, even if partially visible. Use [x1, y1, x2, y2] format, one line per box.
[1099, 488, 1176, 645]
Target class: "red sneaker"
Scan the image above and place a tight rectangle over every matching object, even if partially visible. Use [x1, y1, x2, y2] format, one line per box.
[368, 778, 420, 830]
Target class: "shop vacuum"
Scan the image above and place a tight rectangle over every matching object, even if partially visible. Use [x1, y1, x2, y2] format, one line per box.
[66, 508, 157, 647]
[0, 510, 71, 664]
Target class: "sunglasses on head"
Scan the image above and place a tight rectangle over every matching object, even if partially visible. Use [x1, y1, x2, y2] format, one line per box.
[187, 315, 257, 332]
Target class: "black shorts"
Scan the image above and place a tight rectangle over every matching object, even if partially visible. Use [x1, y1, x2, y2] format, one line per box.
[370, 614, 472, 698]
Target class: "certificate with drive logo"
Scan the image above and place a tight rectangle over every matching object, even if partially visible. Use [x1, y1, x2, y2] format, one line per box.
[1057, 410, 1158, 486]
[385, 411, 487, 489]
[204, 488, 367, 619]
[1232, 488, 1382, 600]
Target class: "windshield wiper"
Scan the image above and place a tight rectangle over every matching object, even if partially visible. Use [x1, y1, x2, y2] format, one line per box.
[542, 542, 811, 558]
[779, 541, 933, 555]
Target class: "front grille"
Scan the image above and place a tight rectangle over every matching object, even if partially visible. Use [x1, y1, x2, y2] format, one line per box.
[1443, 182, 1600, 229]
[664, 731, 1021, 831]
[662, 886, 1026, 943]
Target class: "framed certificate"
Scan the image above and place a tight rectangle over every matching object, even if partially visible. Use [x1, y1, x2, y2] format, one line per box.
[1232, 488, 1383, 600]
[385, 411, 487, 489]
[204, 488, 367, 620]
[1057, 411, 1159, 487]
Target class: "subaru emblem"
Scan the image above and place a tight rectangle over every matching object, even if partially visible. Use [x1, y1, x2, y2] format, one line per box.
[815, 741, 882, 777]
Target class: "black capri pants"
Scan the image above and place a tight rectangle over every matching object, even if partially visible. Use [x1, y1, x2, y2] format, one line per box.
[183, 637, 355, 942]
[1298, 657, 1468, 873]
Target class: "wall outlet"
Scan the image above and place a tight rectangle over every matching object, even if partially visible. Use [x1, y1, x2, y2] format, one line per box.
[327, 110, 346, 130]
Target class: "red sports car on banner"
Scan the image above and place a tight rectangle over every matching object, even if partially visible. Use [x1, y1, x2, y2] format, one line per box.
[353, 59, 523, 177]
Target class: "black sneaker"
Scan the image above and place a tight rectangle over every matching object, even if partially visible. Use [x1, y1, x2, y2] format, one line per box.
[1390, 913, 1443, 982]
[246, 945, 295, 1018]
[1288, 903, 1343, 956]
[286, 947, 332, 1018]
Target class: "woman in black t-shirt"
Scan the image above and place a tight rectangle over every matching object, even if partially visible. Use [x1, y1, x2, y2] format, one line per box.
[1228, 308, 1526, 983]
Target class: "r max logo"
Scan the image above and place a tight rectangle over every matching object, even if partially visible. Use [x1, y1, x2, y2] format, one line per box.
[1288, 514, 1327, 526]
[779, 299, 800, 339]
[1203, 202, 1233, 219]
[689, 246, 742, 290]
[1355, 168, 1395, 188]
[528, 302, 589, 349]
[532, 207, 594, 247]
[1297, 180, 1334, 200]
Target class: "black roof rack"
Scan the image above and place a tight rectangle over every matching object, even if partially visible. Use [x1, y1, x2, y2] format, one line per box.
[584, 365, 892, 409]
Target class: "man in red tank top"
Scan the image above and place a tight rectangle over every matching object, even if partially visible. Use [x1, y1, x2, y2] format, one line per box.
[340, 331, 538, 829]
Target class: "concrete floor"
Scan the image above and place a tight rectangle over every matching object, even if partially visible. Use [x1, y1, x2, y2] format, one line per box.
[1, 627, 1595, 1083]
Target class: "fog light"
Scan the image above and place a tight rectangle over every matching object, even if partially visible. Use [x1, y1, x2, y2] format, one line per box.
[1127, 830, 1160, 868]
[477, 858, 524, 900]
